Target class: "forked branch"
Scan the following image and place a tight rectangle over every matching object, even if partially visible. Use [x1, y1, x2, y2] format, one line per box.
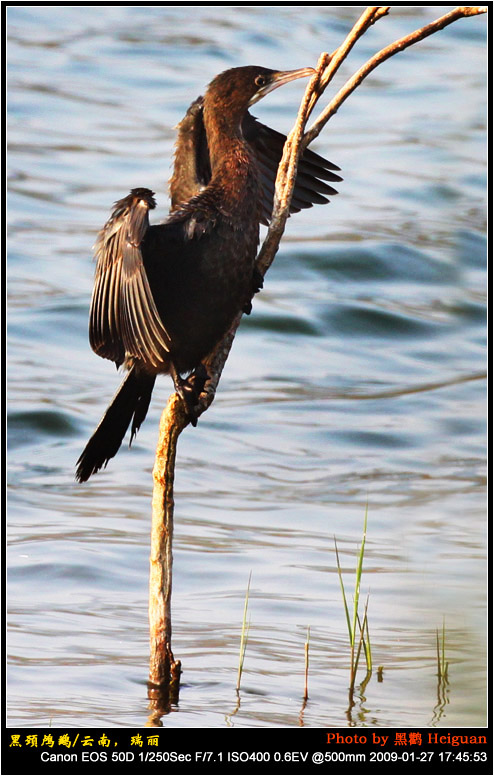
[148, 5, 486, 693]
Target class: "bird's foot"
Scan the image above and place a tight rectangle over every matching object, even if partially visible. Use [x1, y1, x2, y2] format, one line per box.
[174, 364, 209, 427]
[243, 268, 264, 314]
[252, 268, 264, 294]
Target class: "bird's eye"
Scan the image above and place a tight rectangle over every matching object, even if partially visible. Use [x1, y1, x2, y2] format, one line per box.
[255, 75, 266, 87]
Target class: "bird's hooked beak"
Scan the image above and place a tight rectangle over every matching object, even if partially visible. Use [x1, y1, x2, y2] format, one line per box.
[248, 67, 316, 106]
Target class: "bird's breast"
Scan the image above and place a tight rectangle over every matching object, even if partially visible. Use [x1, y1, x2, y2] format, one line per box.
[154, 215, 260, 374]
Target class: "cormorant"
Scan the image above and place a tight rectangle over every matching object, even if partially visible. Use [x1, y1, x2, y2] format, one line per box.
[76, 66, 341, 482]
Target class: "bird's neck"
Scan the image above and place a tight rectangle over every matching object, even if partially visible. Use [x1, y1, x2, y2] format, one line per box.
[203, 107, 259, 209]
[203, 101, 250, 169]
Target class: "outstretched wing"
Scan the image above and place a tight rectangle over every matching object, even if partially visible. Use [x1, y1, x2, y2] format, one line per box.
[242, 112, 342, 224]
[89, 188, 171, 370]
[169, 98, 342, 224]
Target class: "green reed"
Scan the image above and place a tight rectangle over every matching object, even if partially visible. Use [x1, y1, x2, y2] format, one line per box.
[236, 571, 252, 691]
[335, 506, 372, 692]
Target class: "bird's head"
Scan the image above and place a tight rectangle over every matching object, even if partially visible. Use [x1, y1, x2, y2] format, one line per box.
[204, 65, 315, 126]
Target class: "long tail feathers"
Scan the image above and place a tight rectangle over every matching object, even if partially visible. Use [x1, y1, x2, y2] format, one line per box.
[76, 368, 156, 482]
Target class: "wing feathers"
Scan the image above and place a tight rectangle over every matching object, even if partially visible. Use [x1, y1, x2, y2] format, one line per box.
[169, 99, 342, 220]
[89, 188, 171, 369]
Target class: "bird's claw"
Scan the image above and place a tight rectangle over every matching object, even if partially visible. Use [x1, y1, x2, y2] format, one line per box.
[174, 364, 209, 427]
[252, 268, 264, 294]
[243, 268, 264, 314]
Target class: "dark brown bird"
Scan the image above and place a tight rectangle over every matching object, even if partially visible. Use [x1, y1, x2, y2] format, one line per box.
[76, 66, 342, 482]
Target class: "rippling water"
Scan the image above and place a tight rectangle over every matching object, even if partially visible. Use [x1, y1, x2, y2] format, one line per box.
[7, 6, 487, 728]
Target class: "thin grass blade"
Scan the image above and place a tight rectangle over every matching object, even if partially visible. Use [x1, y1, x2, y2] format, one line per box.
[236, 572, 252, 691]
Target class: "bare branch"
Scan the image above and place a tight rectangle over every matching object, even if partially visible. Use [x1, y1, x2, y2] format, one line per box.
[148, 4, 487, 691]
[255, 61, 324, 278]
[305, 6, 391, 121]
[304, 5, 487, 149]
[149, 393, 184, 688]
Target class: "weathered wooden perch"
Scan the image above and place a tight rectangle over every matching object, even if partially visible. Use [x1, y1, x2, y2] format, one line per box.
[147, 4, 486, 695]
[148, 393, 186, 690]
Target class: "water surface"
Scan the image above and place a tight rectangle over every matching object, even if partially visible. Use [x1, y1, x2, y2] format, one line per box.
[7, 5, 487, 728]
